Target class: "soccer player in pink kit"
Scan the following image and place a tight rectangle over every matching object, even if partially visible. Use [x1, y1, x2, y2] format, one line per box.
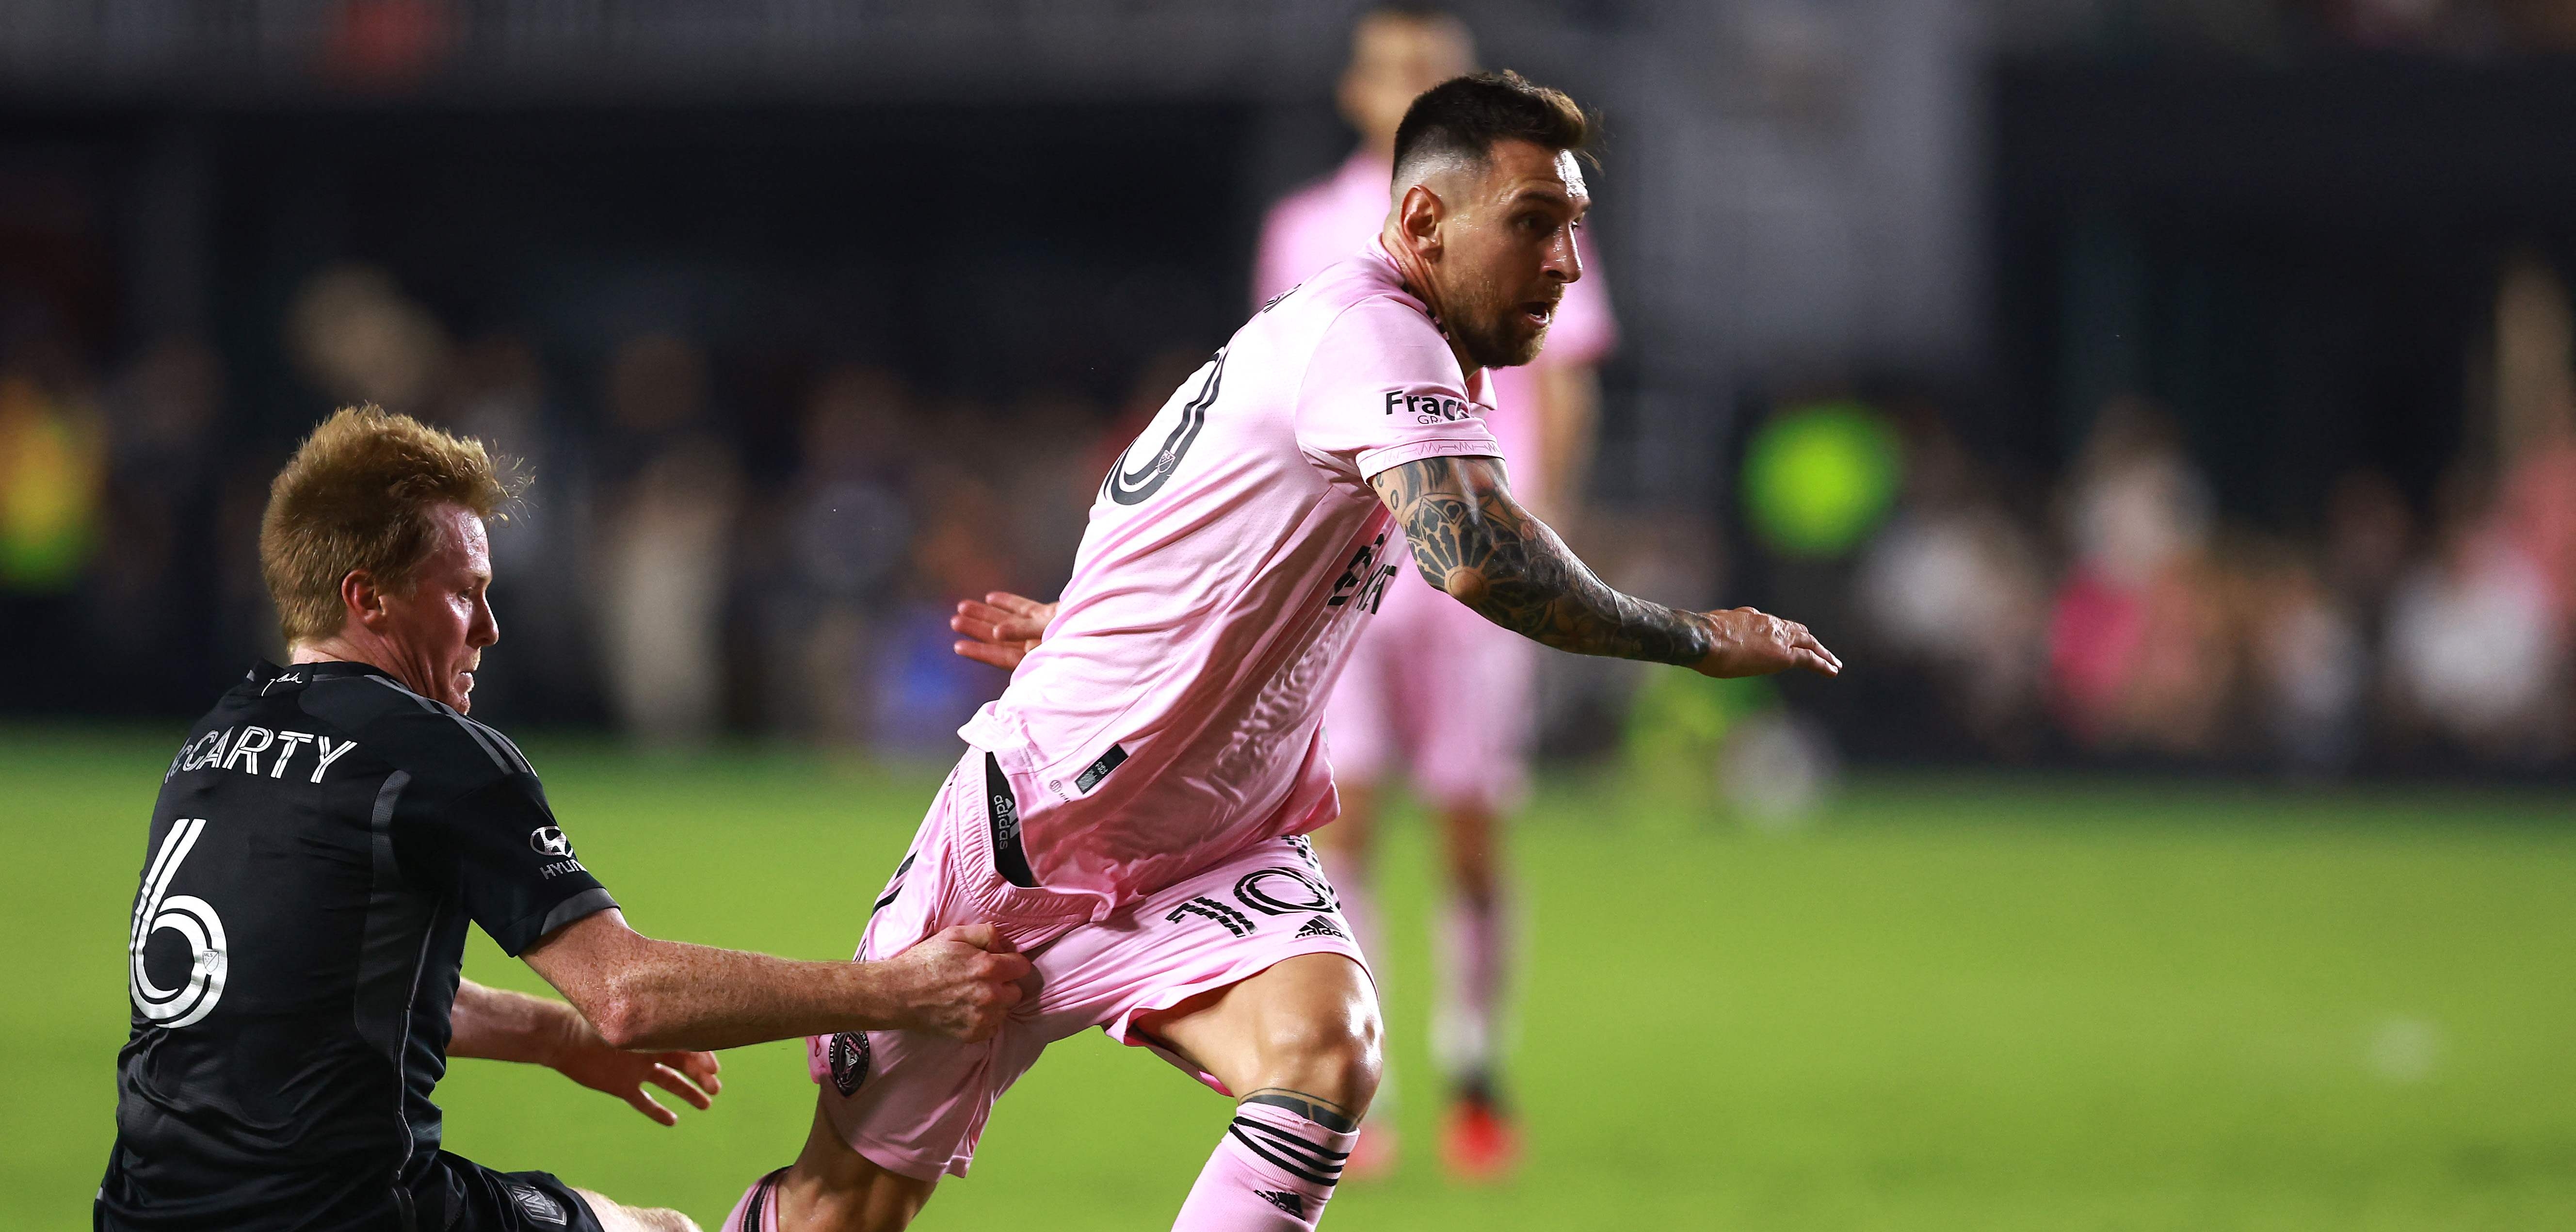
[1253, 7, 1620, 1181]
[726, 73, 1837, 1232]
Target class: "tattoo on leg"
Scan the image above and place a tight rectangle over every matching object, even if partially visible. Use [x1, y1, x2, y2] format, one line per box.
[1369, 457, 1714, 666]
[1240, 1087, 1359, 1133]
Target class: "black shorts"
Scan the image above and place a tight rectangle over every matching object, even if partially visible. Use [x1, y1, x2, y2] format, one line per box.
[419, 1151, 607, 1232]
[94, 1150, 605, 1232]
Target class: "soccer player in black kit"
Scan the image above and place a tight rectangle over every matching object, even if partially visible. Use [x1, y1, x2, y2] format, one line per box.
[99, 407, 1033, 1232]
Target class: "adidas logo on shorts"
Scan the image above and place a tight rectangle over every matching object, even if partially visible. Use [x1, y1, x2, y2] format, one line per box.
[1295, 915, 1346, 940]
[1255, 1189, 1306, 1216]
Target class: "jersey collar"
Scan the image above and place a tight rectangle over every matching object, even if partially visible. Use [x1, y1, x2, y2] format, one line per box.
[248, 659, 400, 688]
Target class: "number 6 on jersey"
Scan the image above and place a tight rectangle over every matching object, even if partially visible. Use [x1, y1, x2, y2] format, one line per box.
[130, 817, 229, 1029]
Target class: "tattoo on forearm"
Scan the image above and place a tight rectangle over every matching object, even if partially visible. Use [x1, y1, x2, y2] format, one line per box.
[1370, 457, 1713, 666]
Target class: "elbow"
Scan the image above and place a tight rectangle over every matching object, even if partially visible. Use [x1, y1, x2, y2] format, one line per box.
[587, 994, 648, 1050]
[583, 976, 664, 1051]
[1434, 564, 1490, 608]
[590, 1003, 648, 1051]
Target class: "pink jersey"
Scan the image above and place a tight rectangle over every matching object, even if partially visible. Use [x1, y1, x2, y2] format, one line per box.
[1252, 150, 1618, 499]
[956, 238, 1503, 914]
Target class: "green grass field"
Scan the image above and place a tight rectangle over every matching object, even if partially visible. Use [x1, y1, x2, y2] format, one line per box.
[10, 725, 2576, 1230]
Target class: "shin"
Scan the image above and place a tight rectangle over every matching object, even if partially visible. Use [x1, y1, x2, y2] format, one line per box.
[1434, 802, 1510, 1095]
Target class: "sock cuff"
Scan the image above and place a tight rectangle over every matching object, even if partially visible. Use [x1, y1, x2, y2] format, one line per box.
[1239, 1090, 1360, 1135]
[1227, 1099, 1360, 1191]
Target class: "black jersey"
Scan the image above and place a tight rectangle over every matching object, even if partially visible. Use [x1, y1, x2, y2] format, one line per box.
[97, 661, 617, 1232]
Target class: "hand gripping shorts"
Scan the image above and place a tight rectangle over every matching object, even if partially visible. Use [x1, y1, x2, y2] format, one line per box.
[805, 750, 1371, 1180]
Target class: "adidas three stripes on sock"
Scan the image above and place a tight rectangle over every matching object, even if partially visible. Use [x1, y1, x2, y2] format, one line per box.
[1171, 1094, 1360, 1231]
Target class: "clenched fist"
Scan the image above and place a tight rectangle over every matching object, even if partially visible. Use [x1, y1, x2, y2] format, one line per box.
[879, 924, 1035, 1041]
[1692, 607, 1842, 679]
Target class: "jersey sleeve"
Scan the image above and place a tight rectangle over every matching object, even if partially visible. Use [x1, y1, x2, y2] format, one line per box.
[407, 775, 617, 956]
[1294, 296, 1505, 482]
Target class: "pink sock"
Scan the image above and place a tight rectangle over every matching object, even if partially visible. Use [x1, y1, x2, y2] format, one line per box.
[721, 1168, 785, 1232]
[1433, 894, 1512, 1090]
[1172, 1097, 1359, 1231]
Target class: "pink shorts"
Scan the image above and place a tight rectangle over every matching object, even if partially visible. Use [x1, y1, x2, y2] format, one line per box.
[807, 751, 1370, 1181]
[1324, 565, 1537, 814]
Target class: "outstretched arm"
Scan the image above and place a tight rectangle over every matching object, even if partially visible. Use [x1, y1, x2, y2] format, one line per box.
[519, 909, 1031, 1052]
[1368, 455, 1839, 678]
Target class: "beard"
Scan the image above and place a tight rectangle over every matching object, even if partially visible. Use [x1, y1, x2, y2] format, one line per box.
[1445, 285, 1552, 371]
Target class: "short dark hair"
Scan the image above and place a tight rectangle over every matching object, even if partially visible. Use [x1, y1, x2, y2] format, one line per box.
[1390, 70, 1589, 182]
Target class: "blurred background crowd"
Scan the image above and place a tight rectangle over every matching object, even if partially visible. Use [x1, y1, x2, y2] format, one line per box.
[10, 0, 2576, 779]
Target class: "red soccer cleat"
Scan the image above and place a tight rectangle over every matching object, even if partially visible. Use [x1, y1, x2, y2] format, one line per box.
[1439, 1098, 1520, 1183]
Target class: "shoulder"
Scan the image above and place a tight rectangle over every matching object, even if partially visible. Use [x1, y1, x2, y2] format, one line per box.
[1301, 288, 1462, 391]
[299, 675, 536, 795]
[1278, 256, 1433, 344]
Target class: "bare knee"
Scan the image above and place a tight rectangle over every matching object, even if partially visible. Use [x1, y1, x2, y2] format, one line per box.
[1147, 955, 1386, 1123]
[1247, 990, 1384, 1118]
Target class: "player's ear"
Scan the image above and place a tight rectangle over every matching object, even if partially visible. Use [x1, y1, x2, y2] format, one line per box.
[340, 568, 389, 630]
[1396, 183, 1445, 259]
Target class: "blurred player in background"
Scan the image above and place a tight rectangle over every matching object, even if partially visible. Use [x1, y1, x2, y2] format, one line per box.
[1252, 5, 1620, 1180]
[729, 73, 1830, 1232]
